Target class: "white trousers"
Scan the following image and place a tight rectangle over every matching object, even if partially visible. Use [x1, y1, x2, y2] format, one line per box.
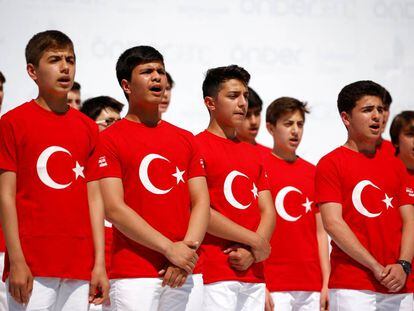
[329, 289, 413, 311]
[103, 273, 203, 311]
[7, 277, 89, 311]
[203, 281, 265, 311]
[270, 291, 320, 310]
[0, 252, 7, 311]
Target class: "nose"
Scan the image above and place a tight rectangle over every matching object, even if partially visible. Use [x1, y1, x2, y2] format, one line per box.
[60, 59, 70, 73]
[372, 109, 381, 122]
[250, 114, 259, 125]
[151, 70, 161, 82]
[291, 123, 299, 134]
[239, 95, 248, 109]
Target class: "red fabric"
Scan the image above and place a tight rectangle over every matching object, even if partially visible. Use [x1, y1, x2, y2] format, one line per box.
[0, 227, 5, 252]
[195, 130, 269, 284]
[88, 119, 205, 279]
[315, 146, 414, 293]
[264, 155, 322, 292]
[255, 143, 272, 160]
[377, 139, 395, 157]
[0, 100, 98, 281]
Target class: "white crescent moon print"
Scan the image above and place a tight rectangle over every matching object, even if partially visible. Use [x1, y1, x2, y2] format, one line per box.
[139, 153, 174, 195]
[275, 186, 303, 222]
[36, 146, 73, 189]
[352, 180, 382, 218]
[223, 170, 252, 210]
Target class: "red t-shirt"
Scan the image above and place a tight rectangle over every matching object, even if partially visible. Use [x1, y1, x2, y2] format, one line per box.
[88, 119, 205, 279]
[0, 100, 98, 281]
[255, 143, 272, 160]
[195, 130, 269, 284]
[377, 139, 395, 157]
[315, 146, 414, 293]
[264, 154, 322, 292]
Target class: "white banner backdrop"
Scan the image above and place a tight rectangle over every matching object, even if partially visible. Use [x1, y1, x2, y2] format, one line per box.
[0, 0, 413, 163]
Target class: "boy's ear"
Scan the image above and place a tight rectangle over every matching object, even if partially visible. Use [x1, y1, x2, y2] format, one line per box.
[340, 111, 351, 128]
[121, 79, 131, 95]
[204, 96, 216, 112]
[266, 122, 274, 135]
[26, 63, 38, 82]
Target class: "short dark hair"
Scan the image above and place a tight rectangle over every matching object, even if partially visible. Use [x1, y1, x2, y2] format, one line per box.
[166, 72, 174, 88]
[383, 88, 392, 110]
[80, 96, 124, 121]
[389, 110, 414, 155]
[25, 30, 74, 66]
[71, 81, 81, 91]
[247, 87, 262, 111]
[266, 97, 309, 125]
[0, 71, 5, 84]
[337, 80, 386, 114]
[116, 46, 164, 86]
[202, 65, 250, 98]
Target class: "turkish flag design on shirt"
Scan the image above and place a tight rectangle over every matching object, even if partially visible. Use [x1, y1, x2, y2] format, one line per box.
[195, 130, 269, 284]
[0, 100, 98, 281]
[88, 119, 205, 279]
[315, 146, 414, 293]
[263, 155, 322, 292]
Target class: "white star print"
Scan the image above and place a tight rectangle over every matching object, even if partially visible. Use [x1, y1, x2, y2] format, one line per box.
[382, 193, 393, 209]
[251, 183, 258, 199]
[172, 167, 185, 184]
[302, 197, 313, 213]
[72, 161, 85, 179]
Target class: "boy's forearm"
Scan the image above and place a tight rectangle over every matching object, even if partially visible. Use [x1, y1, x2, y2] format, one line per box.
[107, 203, 173, 256]
[184, 177, 210, 245]
[0, 171, 26, 264]
[87, 181, 106, 267]
[321, 205, 381, 273]
[208, 208, 257, 247]
[255, 190, 275, 242]
[316, 213, 330, 287]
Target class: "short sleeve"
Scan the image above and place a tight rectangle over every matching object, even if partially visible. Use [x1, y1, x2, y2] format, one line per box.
[396, 162, 414, 207]
[187, 133, 206, 179]
[315, 155, 342, 205]
[257, 161, 270, 192]
[86, 132, 122, 181]
[0, 118, 17, 172]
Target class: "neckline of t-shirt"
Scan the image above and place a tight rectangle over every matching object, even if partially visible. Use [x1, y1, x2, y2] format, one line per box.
[203, 129, 242, 145]
[269, 152, 301, 166]
[123, 117, 167, 129]
[29, 99, 72, 118]
[339, 145, 378, 159]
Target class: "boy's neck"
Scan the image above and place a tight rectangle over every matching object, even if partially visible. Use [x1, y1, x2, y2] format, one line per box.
[207, 119, 237, 140]
[272, 147, 297, 162]
[344, 137, 377, 156]
[35, 93, 69, 114]
[236, 134, 256, 145]
[126, 102, 160, 127]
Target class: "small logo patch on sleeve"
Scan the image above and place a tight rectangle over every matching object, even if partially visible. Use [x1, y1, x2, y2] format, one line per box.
[98, 156, 108, 168]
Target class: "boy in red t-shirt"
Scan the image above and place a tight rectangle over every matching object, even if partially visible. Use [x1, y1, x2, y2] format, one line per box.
[0, 30, 108, 310]
[89, 46, 210, 311]
[315, 81, 414, 310]
[196, 65, 275, 311]
[236, 86, 271, 156]
[263, 97, 330, 311]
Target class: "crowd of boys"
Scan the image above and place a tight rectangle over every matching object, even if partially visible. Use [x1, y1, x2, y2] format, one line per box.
[0, 30, 413, 311]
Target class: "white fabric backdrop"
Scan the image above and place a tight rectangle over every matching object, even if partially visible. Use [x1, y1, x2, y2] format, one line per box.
[0, 0, 413, 163]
